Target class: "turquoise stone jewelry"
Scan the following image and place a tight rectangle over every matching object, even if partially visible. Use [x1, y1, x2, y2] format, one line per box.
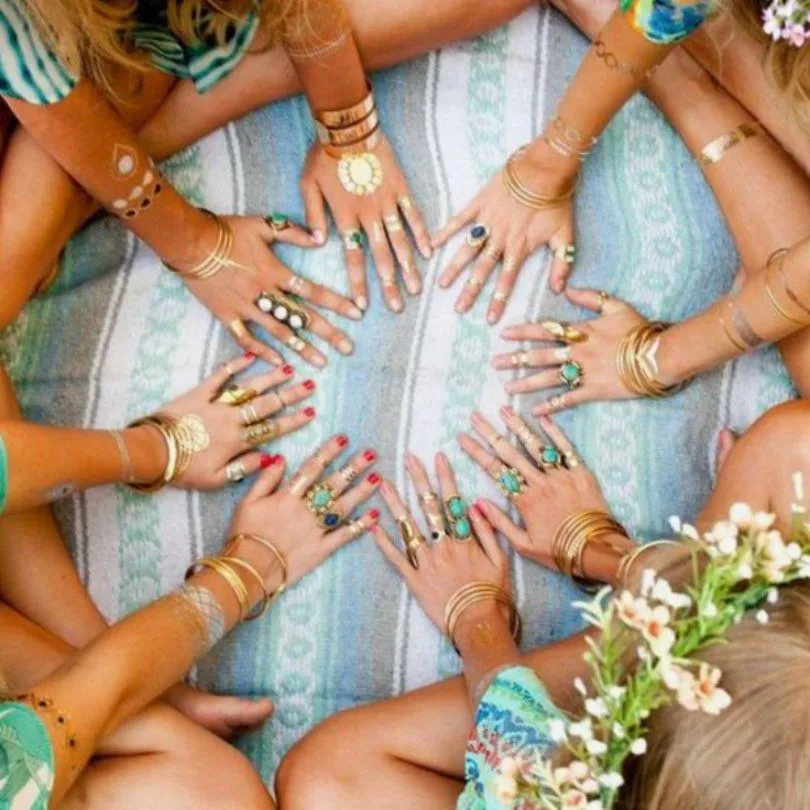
[446, 496, 472, 541]
[342, 229, 366, 251]
[265, 213, 290, 233]
[559, 360, 584, 390]
[306, 483, 336, 516]
[539, 446, 563, 470]
[466, 223, 490, 249]
[496, 466, 527, 500]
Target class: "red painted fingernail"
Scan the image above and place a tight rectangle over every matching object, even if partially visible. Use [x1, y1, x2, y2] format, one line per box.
[260, 454, 273, 469]
[369, 509, 381, 521]
[303, 379, 316, 391]
[244, 351, 256, 360]
[282, 364, 294, 376]
[470, 504, 484, 519]
[475, 499, 488, 513]
[364, 449, 377, 462]
[367, 473, 381, 485]
[269, 455, 284, 466]
[304, 407, 316, 418]
[337, 435, 349, 448]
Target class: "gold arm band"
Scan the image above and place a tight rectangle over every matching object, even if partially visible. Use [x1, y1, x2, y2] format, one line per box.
[317, 108, 380, 146]
[700, 122, 761, 167]
[616, 540, 683, 589]
[325, 126, 382, 158]
[316, 81, 375, 129]
[219, 556, 271, 621]
[717, 308, 748, 353]
[164, 210, 235, 281]
[769, 247, 810, 320]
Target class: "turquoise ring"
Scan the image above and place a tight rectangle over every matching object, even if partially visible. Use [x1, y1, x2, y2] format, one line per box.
[539, 446, 563, 471]
[559, 360, 584, 390]
[306, 483, 336, 516]
[265, 213, 290, 233]
[342, 229, 366, 251]
[495, 466, 528, 500]
[445, 496, 472, 541]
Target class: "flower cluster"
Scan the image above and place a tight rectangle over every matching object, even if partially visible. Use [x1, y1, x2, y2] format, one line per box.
[496, 502, 810, 810]
[762, 0, 810, 46]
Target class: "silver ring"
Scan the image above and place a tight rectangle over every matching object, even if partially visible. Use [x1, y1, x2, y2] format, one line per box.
[337, 465, 359, 486]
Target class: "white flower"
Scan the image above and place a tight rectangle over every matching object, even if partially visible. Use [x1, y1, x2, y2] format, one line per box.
[574, 677, 588, 697]
[789, 22, 807, 45]
[569, 718, 594, 741]
[756, 609, 770, 624]
[616, 591, 650, 630]
[717, 533, 738, 556]
[753, 511, 776, 530]
[641, 605, 676, 658]
[586, 738, 608, 756]
[787, 542, 803, 561]
[693, 663, 732, 715]
[581, 778, 599, 795]
[707, 520, 738, 547]
[729, 502, 754, 527]
[640, 709, 650, 719]
[703, 601, 718, 618]
[668, 515, 682, 534]
[599, 772, 625, 790]
[568, 761, 590, 783]
[767, 587, 779, 604]
[637, 645, 652, 665]
[612, 721, 625, 739]
[608, 685, 627, 700]
[587, 802, 604, 810]
[585, 698, 608, 718]
[682, 522, 700, 541]
[662, 662, 698, 711]
[630, 738, 648, 755]
[798, 554, 810, 578]
[736, 561, 754, 580]
[640, 568, 657, 598]
[561, 789, 589, 808]
[549, 719, 568, 743]
[652, 578, 692, 611]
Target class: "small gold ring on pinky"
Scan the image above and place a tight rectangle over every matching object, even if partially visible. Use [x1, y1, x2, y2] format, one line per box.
[564, 451, 581, 469]
[348, 519, 366, 538]
[288, 276, 307, 296]
[225, 461, 247, 483]
[229, 319, 248, 339]
[552, 244, 576, 264]
[512, 351, 530, 369]
[493, 291, 509, 303]
[240, 404, 260, 426]
[596, 290, 610, 313]
[287, 335, 307, 353]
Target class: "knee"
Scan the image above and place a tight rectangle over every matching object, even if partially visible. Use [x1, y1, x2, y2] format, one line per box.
[749, 400, 810, 462]
[192, 743, 275, 810]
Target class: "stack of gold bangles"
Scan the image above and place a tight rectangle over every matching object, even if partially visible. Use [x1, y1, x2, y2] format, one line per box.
[186, 532, 288, 622]
[503, 148, 576, 211]
[126, 413, 210, 493]
[616, 322, 685, 399]
[165, 209, 235, 281]
[445, 581, 522, 652]
[315, 81, 381, 158]
[552, 509, 629, 592]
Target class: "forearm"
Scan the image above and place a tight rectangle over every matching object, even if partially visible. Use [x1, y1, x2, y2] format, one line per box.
[1, 423, 166, 514]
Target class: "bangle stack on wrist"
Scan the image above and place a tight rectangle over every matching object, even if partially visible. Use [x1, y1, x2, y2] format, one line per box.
[164, 210, 235, 281]
[616, 539, 683, 589]
[503, 148, 577, 211]
[552, 509, 629, 592]
[186, 533, 288, 623]
[314, 81, 381, 158]
[444, 582, 522, 652]
[615, 322, 685, 398]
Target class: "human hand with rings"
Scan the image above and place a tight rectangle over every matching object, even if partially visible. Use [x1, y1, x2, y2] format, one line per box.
[458, 409, 631, 578]
[494, 288, 684, 416]
[372, 453, 515, 642]
[301, 136, 432, 314]
[135, 352, 318, 492]
[226, 434, 382, 590]
[174, 212, 362, 369]
[431, 148, 577, 325]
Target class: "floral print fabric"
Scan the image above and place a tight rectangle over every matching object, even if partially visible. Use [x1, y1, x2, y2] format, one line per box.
[0, 702, 54, 810]
[620, 0, 712, 43]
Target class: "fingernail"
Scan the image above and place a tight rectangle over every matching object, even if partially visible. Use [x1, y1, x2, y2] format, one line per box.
[339, 339, 353, 355]
[349, 305, 363, 321]
[470, 504, 484, 519]
[303, 379, 316, 391]
[369, 508, 381, 521]
[367, 472, 381, 485]
[272, 455, 285, 466]
[501, 405, 515, 417]
[311, 229, 325, 245]
[355, 296, 368, 311]
[313, 355, 327, 369]
[391, 298, 404, 313]
[487, 311, 497, 325]
[539, 415, 552, 426]
[337, 435, 349, 448]
[364, 449, 377, 462]
[282, 364, 294, 376]
[370, 524, 382, 536]
[474, 498, 488, 514]
[260, 454, 273, 469]
[243, 351, 256, 360]
[304, 407, 316, 418]
[421, 245, 433, 260]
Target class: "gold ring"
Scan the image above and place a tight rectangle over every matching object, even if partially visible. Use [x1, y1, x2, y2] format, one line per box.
[596, 290, 610, 313]
[216, 384, 257, 406]
[225, 461, 247, 483]
[348, 519, 366, 538]
[286, 335, 307, 353]
[564, 451, 581, 469]
[511, 351, 530, 369]
[466, 277, 483, 290]
[399, 519, 425, 570]
[552, 244, 576, 264]
[384, 214, 404, 232]
[288, 276, 307, 296]
[419, 492, 440, 505]
[502, 255, 519, 274]
[241, 420, 280, 446]
[264, 214, 290, 234]
[549, 394, 567, 411]
[224, 361, 238, 376]
[493, 291, 509, 303]
[229, 319, 248, 339]
[240, 403, 260, 426]
[337, 465, 359, 486]
[483, 243, 500, 260]
[398, 196, 413, 211]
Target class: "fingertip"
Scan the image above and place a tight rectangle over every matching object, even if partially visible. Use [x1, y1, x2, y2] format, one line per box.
[420, 244, 433, 260]
[310, 229, 326, 246]
[355, 296, 368, 312]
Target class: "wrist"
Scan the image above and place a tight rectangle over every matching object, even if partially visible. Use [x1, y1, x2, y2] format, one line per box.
[521, 138, 581, 193]
[582, 532, 633, 587]
[160, 206, 219, 272]
[654, 326, 693, 386]
[453, 602, 515, 657]
[124, 425, 167, 484]
[228, 535, 286, 605]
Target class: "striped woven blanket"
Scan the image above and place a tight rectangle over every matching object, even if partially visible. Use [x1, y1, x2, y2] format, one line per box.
[1, 6, 793, 781]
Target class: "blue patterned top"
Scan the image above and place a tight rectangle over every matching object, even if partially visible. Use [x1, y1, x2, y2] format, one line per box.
[0, 702, 55, 810]
[0, 434, 7, 516]
[620, 0, 712, 44]
[0, 0, 258, 105]
[457, 666, 563, 810]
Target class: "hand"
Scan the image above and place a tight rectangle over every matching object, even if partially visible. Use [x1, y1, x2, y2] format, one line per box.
[458, 408, 623, 569]
[372, 453, 510, 634]
[180, 214, 362, 368]
[157, 353, 316, 489]
[301, 137, 432, 313]
[226, 434, 381, 589]
[494, 288, 649, 417]
[432, 148, 576, 324]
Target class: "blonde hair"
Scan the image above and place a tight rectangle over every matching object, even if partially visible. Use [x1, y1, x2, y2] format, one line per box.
[621, 581, 810, 809]
[20, 0, 300, 95]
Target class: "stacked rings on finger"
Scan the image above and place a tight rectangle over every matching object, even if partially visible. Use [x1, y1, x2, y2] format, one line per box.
[225, 461, 247, 483]
[466, 224, 490, 248]
[483, 243, 500, 260]
[347, 519, 366, 539]
[398, 196, 413, 211]
[342, 230, 365, 251]
[445, 496, 472, 541]
[399, 519, 425, 569]
[596, 290, 610, 314]
[306, 483, 344, 530]
[242, 420, 279, 446]
[239, 403, 260, 426]
[552, 244, 576, 264]
[287, 335, 306, 353]
[257, 291, 309, 331]
[337, 464, 359, 486]
[541, 320, 588, 344]
[265, 213, 290, 235]
[229, 320, 248, 340]
[494, 465, 528, 500]
[511, 350, 530, 369]
[419, 492, 449, 542]
[384, 213, 404, 232]
[564, 450, 581, 469]
[558, 360, 584, 390]
[216, 384, 257, 406]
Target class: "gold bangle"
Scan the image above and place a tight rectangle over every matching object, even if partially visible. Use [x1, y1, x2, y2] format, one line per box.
[325, 126, 382, 158]
[444, 582, 521, 651]
[109, 429, 135, 484]
[615, 322, 685, 398]
[316, 80, 375, 128]
[502, 150, 576, 210]
[165, 211, 235, 281]
[219, 556, 271, 621]
[126, 415, 179, 492]
[617, 540, 683, 589]
[717, 308, 748, 353]
[700, 122, 761, 167]
[770, 247, 810, 320]
[317, 108, 380, 146]
[188, 557, 251, 622]
[228, 533, 288, 601]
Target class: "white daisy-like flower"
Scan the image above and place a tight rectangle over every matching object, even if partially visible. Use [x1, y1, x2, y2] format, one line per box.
[642, 605, 676, 658]
[585, 698, 608, 719]
[790, 21, 807, 44]
[569, 719, 594, 741]
[640, 568, 657, 598]
[717, 533, 738, 556]
[652, 578, 692, 611]
[703, 601, 719, 618]
[787, 542, 802, 561]
[630, 738, 648, 755]
[549, 719, 568, 743]
[736, 561, 754, 580]
[581, 778, 599, 795]
[586, 738, 608, 756]
[608, 685, 626, 700]
[767, 587, 779, 604]
[668, 515, 682, 534]
[599, 772, 625, 790]
[568, 761, 590, 783]
[797, 554, 810, 578]
[756, 609, 770, 624]
[637, 645, 652, 665]
[573, 677, 588, 697]
[587, 802, 604, 810]
[681, 522, 700, 541]
[708, 520, 739, 546]
[612, 721, 625, 739]
[694, 663, 732, 715]
[729, 502, 754, 527]
[615, 591, 650, 630]
[753, 511, 776, 531]
[561, 789, 589, 809]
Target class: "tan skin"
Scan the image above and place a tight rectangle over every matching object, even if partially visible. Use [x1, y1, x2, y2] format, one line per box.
[274, 399, 809, 810]
[1, 435, 381, 809]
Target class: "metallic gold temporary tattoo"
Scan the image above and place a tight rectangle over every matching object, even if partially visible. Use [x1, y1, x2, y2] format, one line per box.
[173, 584, 226, 654]
[111, 157, 165, 220]
[338, 153, 383, 196]
[730, 301, 764, 348]
[112, 143, 139, 180]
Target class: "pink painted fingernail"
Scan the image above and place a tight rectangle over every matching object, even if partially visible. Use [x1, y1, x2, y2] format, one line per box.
[303, 379, 316, 391]
[367, 473, 381, 485]
[272, 455, 284, 466]
[304, 407, 316, 418]
[244, 351, 256, 360]
[470, 504, 484, 519]
[369, 509, 381, 521]
[282, 364, 294, 376]
[337, 435, 349, 448]
[474, 499, 488, 513]
[260, 454, 273, 469]
[364, 449, 377, 462]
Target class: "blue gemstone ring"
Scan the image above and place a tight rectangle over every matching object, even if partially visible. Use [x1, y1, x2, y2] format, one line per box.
[466, 223, 490, 249]
[317, 508, 345, 531]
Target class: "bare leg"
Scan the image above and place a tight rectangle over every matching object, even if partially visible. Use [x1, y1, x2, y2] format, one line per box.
[0, 602, 275, 810]
[276, 401, 810, 810]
